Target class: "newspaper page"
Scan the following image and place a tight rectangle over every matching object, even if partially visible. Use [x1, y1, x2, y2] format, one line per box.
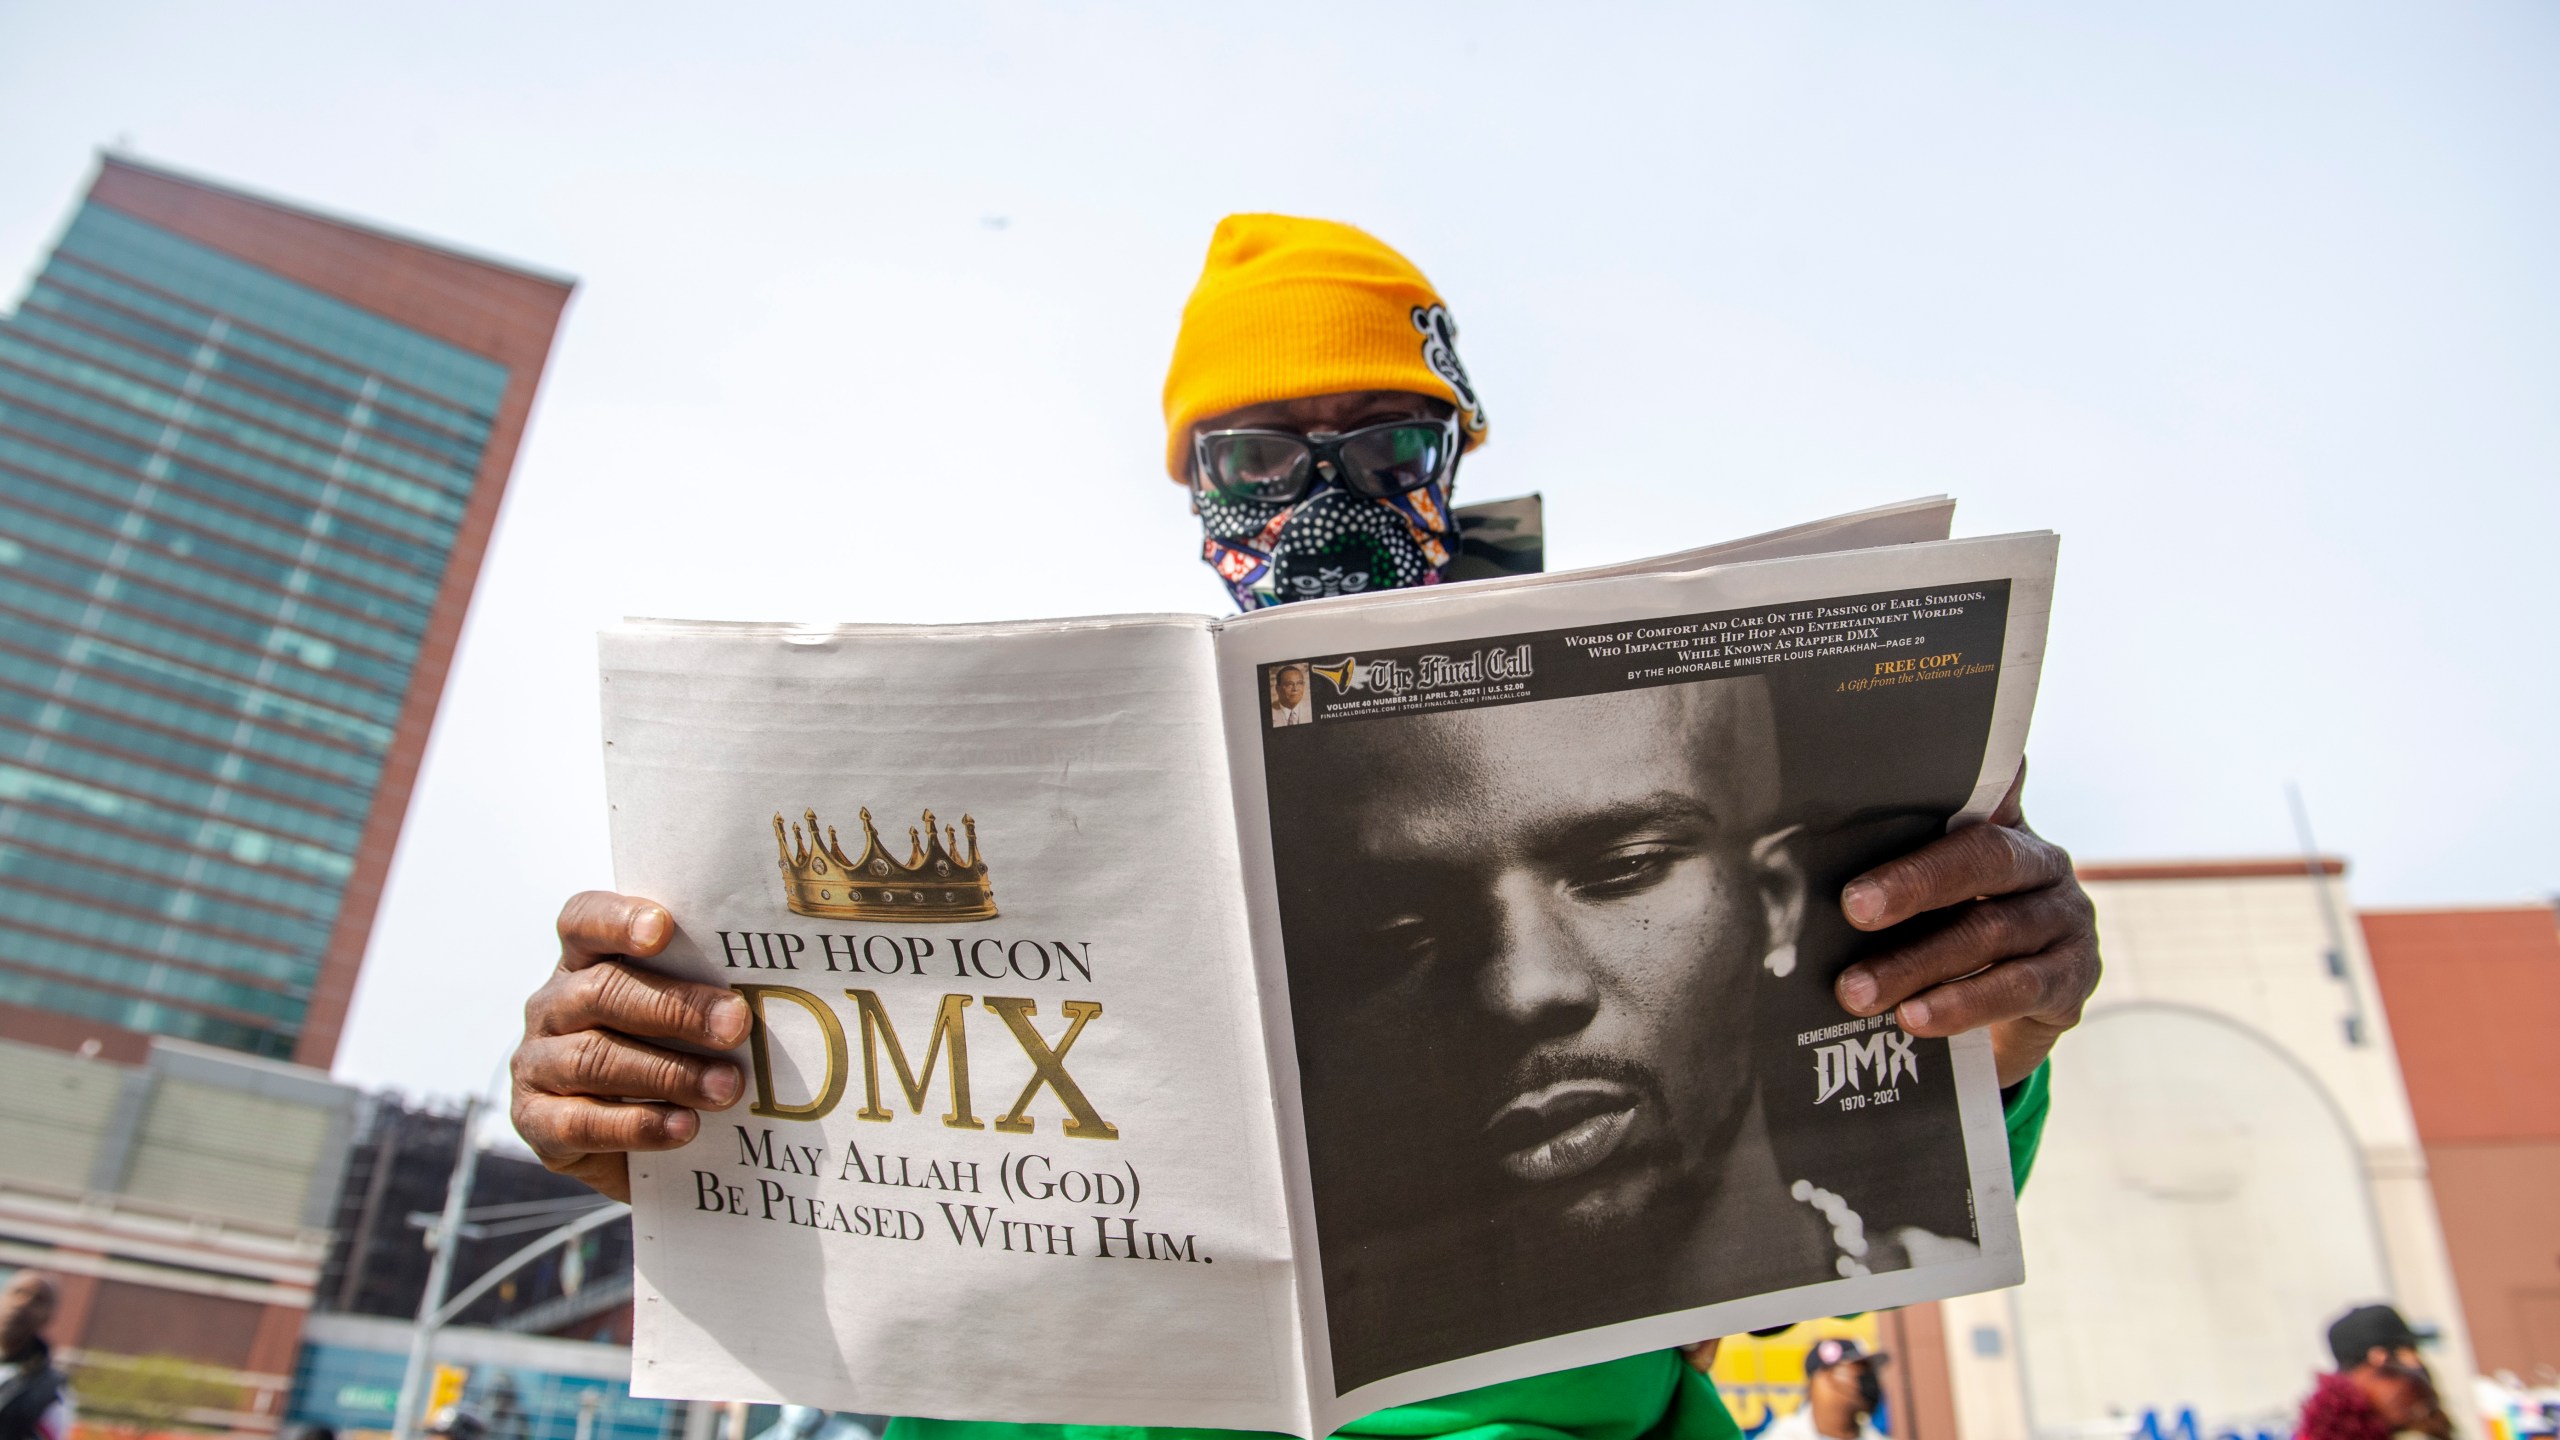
[1216, 532, 2055, 1429]
[1328, 495, 1956, 614]
[600, 616, 1308, 1432]
[1477, 494, 1956, 587]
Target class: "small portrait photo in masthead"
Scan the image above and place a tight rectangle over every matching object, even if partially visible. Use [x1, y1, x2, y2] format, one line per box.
[1268, 662, 1314, 727]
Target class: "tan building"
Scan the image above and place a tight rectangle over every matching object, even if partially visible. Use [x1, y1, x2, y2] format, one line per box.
[0, 1035, 358, 1434]
[1936, 859, 2481, 1440]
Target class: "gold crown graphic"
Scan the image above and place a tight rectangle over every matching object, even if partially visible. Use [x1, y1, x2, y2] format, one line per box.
[773, 807, 997, 922]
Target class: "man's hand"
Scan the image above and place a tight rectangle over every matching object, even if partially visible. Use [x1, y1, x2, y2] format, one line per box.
[512, 892, 752, 1200]
[1832, 764, 2100, 1088]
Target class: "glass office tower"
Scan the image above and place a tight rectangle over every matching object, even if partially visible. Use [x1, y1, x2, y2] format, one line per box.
[0, 157, 571, 1064]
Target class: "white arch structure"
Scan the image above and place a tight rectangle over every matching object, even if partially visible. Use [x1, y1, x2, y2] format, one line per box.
[2015, 1001, 2391, 1436]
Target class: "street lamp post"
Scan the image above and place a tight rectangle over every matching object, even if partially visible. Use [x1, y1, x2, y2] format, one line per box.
[383, 1085, 636, 1440]
[393, 1095, 486, 1440]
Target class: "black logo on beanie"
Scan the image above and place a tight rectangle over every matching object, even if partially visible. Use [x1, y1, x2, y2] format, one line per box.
[1413, 304, 1485, 434]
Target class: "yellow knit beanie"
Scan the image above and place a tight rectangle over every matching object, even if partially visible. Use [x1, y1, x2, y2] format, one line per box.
[1162, 214, 1488, 479]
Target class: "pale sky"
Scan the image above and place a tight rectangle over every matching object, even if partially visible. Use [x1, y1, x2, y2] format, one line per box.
[2, 3, 2553, 1102]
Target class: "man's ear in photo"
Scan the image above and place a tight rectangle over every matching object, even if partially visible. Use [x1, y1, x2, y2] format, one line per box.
[1749, 824, 1809, 977]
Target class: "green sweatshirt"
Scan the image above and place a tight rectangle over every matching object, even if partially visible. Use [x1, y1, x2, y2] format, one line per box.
[892, 1062, 2051, 1440]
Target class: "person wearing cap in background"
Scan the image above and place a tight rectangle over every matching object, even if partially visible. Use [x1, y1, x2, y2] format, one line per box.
[1759, 1339, 1888, 1440]
[2299, 1304, 2454, 1440]
[511, 214, 2102, 1440]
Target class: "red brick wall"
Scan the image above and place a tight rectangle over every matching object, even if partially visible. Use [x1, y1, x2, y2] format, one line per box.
[2364, 907, 2560, 1142]
[79, 1280, 267, 1368]
[2364, 905, 2560, 1377]
[0, 1002, 152, 1062]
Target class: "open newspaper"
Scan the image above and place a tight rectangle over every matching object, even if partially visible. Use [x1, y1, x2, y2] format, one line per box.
[600, 498, 2056, 1436]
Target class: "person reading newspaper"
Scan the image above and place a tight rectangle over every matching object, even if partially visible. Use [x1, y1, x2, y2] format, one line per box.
[511, 216, 2101, 1440]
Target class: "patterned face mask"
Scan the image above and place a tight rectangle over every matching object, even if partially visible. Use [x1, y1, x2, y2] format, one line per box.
[1197, 477, 1457, 611]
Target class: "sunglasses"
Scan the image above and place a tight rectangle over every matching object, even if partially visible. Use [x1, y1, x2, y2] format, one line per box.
[1191, 413, 1461, 506]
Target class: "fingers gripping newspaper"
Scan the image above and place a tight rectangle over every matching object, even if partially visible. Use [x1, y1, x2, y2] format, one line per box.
[600, 500, 2055, 1437]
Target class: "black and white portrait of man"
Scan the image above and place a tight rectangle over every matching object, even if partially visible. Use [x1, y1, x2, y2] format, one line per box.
[1266, 672, 1983, 1389]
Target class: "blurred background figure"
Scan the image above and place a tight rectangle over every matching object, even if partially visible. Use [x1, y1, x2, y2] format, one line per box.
[2298, 1303, 2453, 1440]
[426, 1403, 492, 1440]
[1761, 1337, 1887, 1440]
[0, 1273, 72, 1440]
